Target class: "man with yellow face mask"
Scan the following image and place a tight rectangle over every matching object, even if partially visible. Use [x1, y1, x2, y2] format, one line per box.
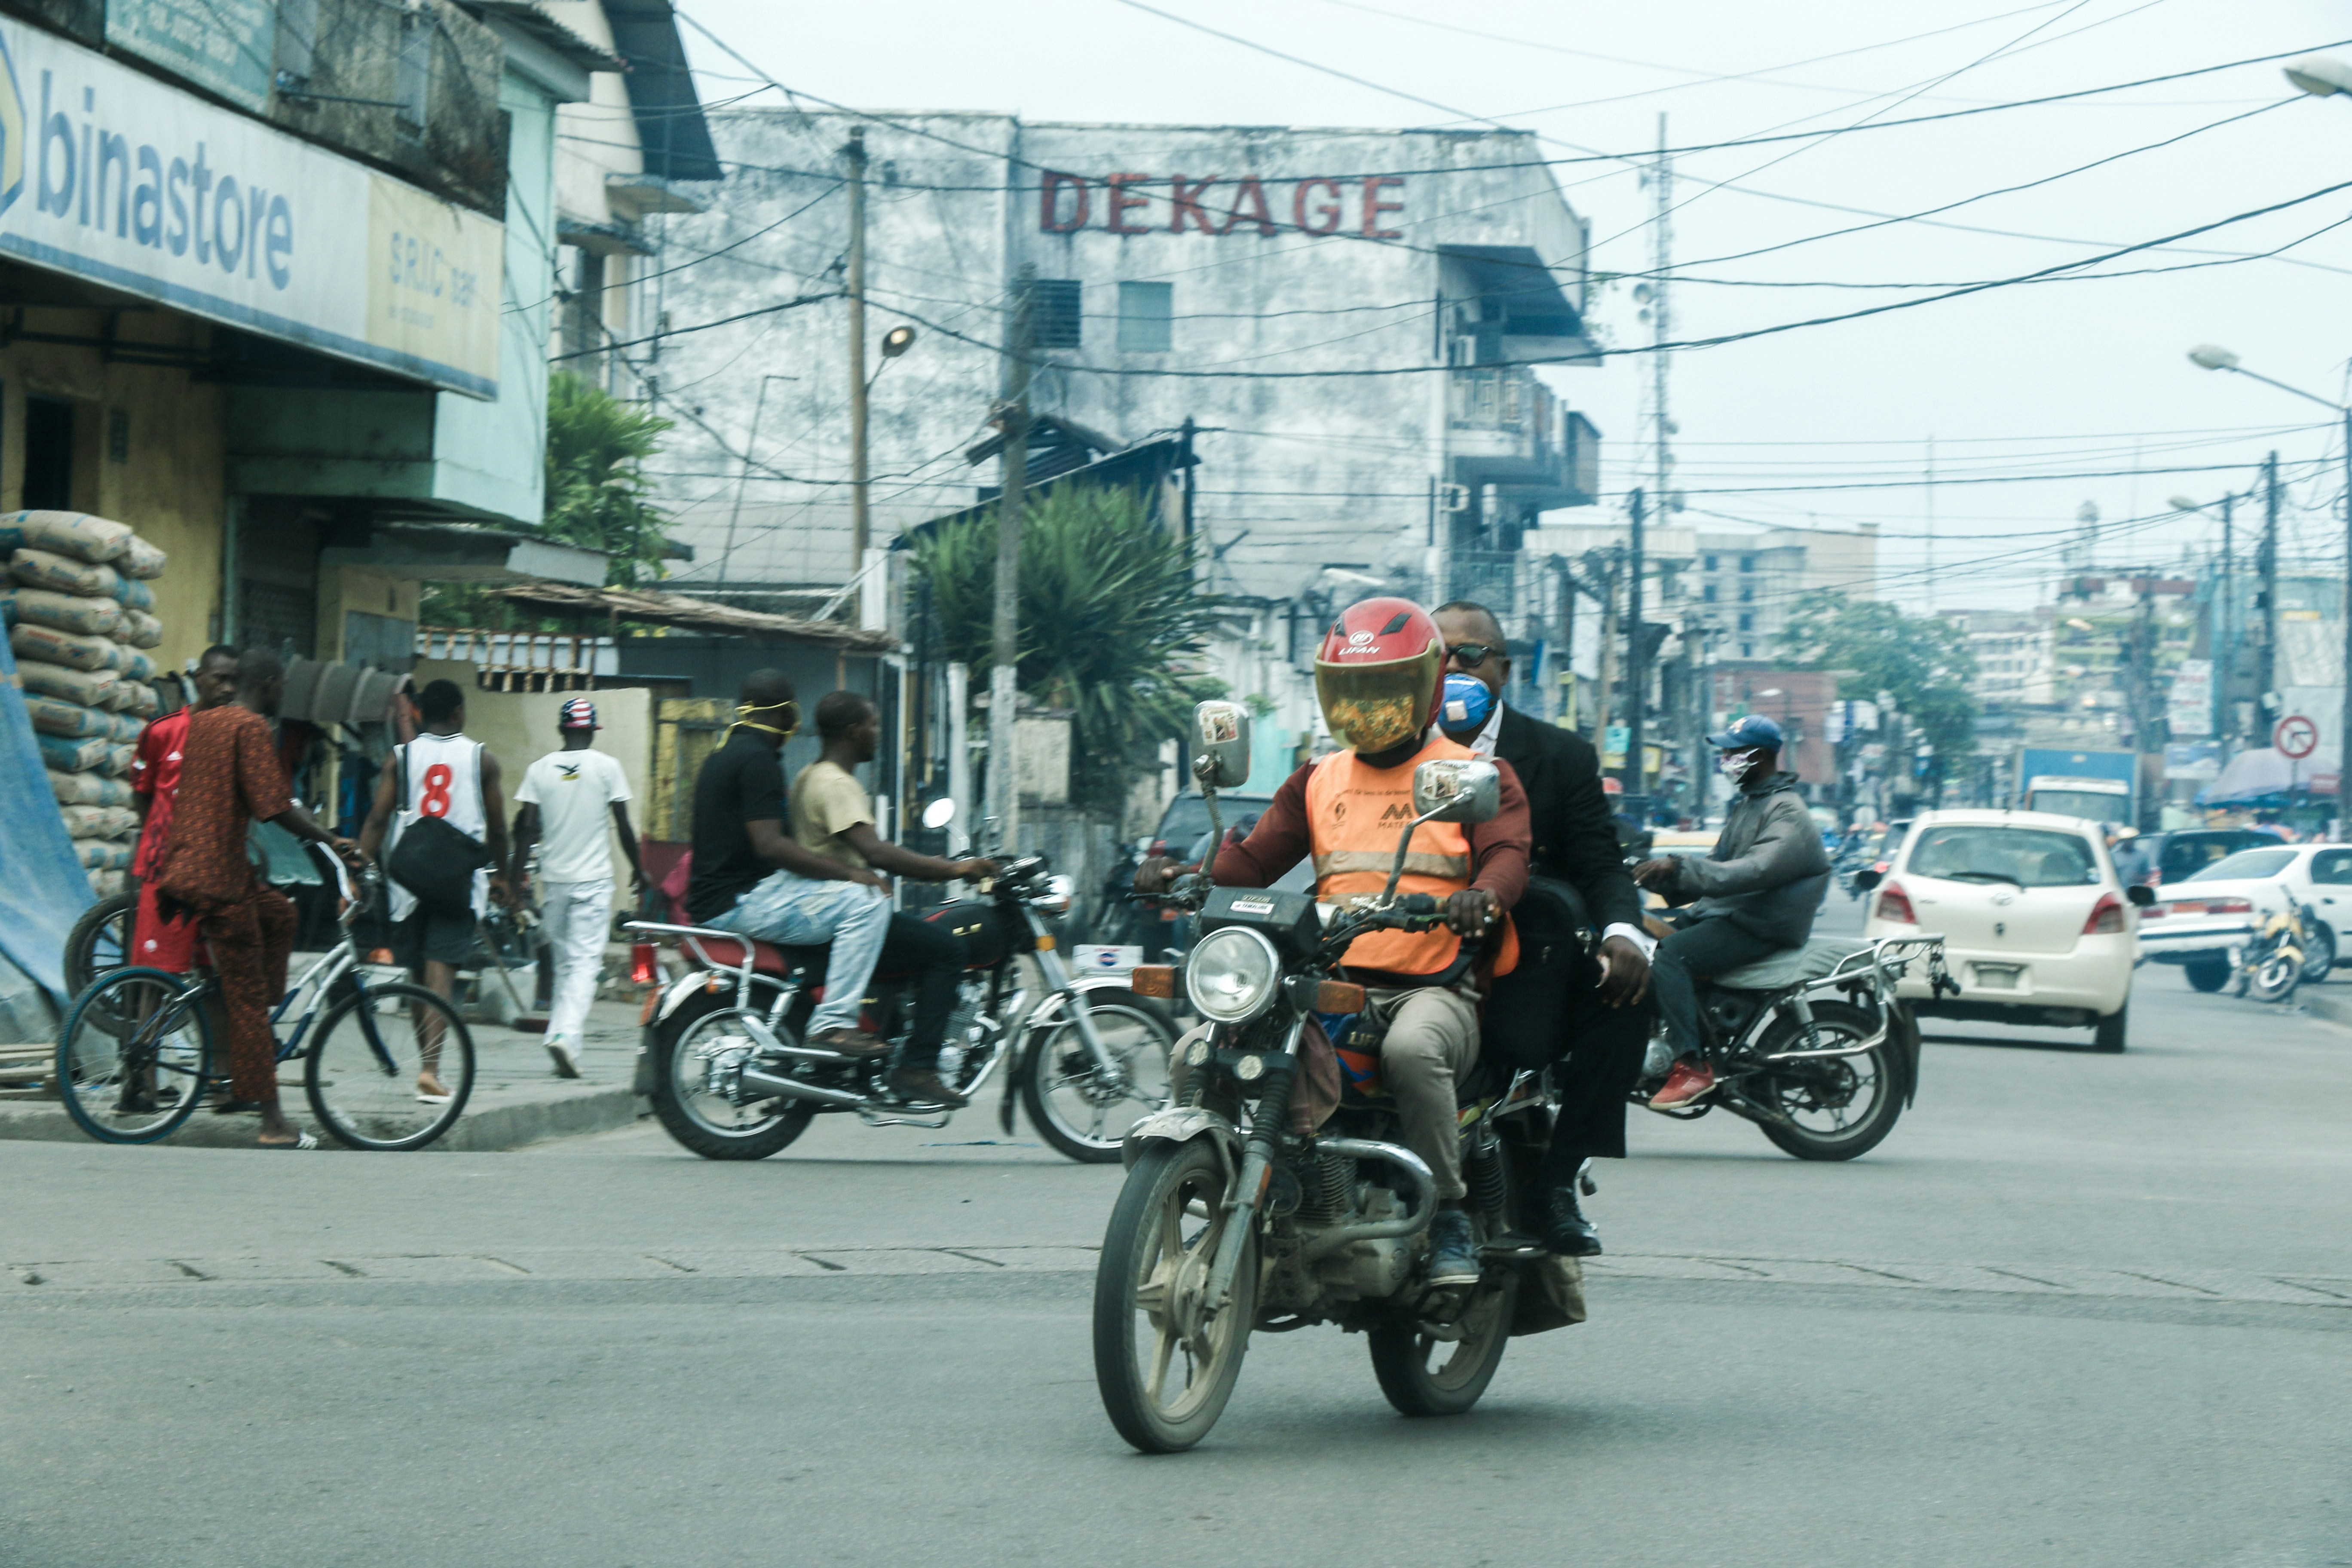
[684, 668, 896, 1054]
[1139, 597, 1531, 1287]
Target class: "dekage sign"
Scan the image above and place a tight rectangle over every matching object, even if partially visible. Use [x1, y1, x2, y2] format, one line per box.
[1040, 172, 1407, 237]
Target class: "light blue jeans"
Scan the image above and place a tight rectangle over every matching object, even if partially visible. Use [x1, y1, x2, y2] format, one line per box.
[708, 872, 892, 1037]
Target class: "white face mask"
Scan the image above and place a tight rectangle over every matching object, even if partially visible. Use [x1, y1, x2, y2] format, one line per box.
[1716, 748, 1766, 785]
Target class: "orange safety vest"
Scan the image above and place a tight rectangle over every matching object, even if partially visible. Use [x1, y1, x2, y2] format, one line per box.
[1304, 736, 1519, 977]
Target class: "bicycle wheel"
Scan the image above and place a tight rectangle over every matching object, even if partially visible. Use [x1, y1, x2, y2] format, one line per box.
[64, 891, 138, 999]
[55, 968, 213, 1145]
[304, 981, 476, 1151]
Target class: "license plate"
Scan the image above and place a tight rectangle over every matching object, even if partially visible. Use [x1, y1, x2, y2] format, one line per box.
[1971, 964, 2021, 991]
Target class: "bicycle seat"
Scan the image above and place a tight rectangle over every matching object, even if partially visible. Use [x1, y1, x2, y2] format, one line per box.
[1709, 936, 1870, 993]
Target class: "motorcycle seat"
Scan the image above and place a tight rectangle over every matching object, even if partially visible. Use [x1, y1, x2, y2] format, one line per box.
[1709, 936, 1871, 993]
[688, 935, 829, 976]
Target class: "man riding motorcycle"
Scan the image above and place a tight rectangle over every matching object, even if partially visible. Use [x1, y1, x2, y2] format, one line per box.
[1631, 714, 1831, 1109]
[1138, 597, 1530, 1287]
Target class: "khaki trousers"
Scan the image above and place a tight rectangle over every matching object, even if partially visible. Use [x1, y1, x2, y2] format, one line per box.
[1365, 985, 1480, 1200]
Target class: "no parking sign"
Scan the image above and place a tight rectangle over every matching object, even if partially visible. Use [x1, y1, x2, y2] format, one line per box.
[2274, 715, 2319, 760]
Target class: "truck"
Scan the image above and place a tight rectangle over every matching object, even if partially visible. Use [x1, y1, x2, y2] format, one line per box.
[2017, 747, 2137, 826]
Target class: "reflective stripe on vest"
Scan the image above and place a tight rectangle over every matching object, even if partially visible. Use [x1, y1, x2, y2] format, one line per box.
[1304, 736, 1518, 977]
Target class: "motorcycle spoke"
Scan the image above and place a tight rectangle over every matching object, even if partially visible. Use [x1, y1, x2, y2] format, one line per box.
[1144, 1327, 1179, 1403]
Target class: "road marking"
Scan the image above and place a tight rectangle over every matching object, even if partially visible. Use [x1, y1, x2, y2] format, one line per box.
[2, 1246, 2344, 1310]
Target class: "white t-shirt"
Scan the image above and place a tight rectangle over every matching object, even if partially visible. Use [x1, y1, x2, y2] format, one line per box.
[515, 747, 633, 885]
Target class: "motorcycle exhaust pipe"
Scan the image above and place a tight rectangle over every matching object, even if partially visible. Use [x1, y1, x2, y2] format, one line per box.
[1297, 1137, 1437, 1264]
[736, 1064, 868, 1109]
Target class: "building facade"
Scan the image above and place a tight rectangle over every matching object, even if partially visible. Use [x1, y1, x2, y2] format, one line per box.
[640, 110, 1603, 610]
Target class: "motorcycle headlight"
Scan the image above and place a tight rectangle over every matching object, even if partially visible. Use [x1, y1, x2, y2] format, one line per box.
[1184, 926, 1281, 1024]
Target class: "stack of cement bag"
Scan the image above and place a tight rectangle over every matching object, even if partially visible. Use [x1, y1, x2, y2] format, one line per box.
[0, 511, 168, 897]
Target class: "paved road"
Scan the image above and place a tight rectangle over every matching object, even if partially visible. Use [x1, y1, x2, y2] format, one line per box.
[7, 916, 2350, 1568]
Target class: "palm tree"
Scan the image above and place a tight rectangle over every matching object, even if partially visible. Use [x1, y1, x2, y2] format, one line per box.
[912, 485, 1223, 812]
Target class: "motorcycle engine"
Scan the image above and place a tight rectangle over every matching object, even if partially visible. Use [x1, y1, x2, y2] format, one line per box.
[1312, 1187, 1414, 1302]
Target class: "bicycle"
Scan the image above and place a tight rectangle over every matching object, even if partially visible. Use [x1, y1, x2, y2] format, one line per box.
[53, 855, 478, 1150]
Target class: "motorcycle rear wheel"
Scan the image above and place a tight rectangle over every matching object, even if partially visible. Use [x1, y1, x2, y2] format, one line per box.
[2249, 951, 2301, 1004]
[1748, 1001, 1903, 1161]
[1368, 1220, 1520, 1418]
[1093, 1137, 1256, 1453]
[646, 989, 817, 1161]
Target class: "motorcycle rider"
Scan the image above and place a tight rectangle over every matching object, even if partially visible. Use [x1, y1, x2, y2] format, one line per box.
[683, 670, 896, 1056]
[1138, 597, 1531, 1288]
[1631, 714, 1831, 1110]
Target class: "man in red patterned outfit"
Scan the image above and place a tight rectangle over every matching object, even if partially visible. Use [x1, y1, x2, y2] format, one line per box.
[128, 645, 241, 975]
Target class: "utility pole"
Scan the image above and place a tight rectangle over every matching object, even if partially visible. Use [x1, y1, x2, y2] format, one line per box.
[1590, 548, 1620, 751]
[845, 127, 871, 620]
[1923, 435, 1936, 612]
[1626, 486, 1648, 811]
[986, 265, 1037, 845]
[1687, 612, 1712, 821]
[2216, 493, 2233, 743]
[2260, 451, 2279, 725]
[2338, 408, 2352, 836]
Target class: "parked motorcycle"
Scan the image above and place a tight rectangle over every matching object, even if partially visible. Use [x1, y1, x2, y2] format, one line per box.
[1632, 924, 1954, 1161]
[1093, 704, 1570, 1453]
[628, 803, 1176, 1164]
[2230, 904, 2306, 1004]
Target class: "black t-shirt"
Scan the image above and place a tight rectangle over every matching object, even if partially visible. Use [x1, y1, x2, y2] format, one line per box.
[685, 730, 787, 922]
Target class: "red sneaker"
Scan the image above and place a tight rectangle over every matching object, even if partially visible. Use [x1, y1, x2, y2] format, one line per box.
[1648, 1060, 1717, 1111]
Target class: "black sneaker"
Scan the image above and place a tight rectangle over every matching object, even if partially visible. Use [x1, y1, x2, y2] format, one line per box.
[1539, 1183, 1602, 1257]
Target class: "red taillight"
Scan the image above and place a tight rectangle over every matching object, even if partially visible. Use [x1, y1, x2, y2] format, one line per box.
[630, 943, 658, 985]
[2138, 902, 2167, 919]
[1875, 881, 1917, 925]
[2083, 892, 2126, 935]
[2205, 897, 2253, 915]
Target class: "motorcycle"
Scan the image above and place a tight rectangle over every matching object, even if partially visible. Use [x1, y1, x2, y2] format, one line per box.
[2230, 903, 2306, 1004]
[1632, 922, 1954, 1161]
[627, 802, 1176, 1164]
[1093, 704, 1572, 1453]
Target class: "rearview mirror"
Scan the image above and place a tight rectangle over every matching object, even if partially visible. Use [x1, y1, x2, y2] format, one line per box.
[1412, 759, 1501, 825]
[921, 797, 957, 830]
[2125, 883, 2154, 906]
[1192, 701, 1253, 790]
[1852, 867, 1883, 891]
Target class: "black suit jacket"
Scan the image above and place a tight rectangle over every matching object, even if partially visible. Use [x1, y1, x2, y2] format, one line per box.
[1492, 705, 1643, 935]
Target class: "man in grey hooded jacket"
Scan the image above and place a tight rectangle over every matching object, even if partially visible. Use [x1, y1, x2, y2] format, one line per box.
[1632, 714, 1831, 1109]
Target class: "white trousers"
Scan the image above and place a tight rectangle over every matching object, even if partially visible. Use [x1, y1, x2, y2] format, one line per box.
[539, 879, 613, 1046]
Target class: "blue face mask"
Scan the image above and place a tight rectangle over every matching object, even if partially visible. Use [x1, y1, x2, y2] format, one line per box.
[1437, 672, 1495, 739]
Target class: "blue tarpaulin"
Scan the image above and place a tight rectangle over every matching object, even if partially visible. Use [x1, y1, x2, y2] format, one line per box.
[0, 628, 97, 1007]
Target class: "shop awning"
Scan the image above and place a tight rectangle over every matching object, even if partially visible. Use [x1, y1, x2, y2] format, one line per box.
[488, 582, 898, 651]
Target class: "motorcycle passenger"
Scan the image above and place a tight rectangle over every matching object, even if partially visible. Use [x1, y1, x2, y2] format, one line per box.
[1139, 597, 1531, 1288]
[793, 691, 998, 1106]
[683, 670, 895, 1057]
[1631, 715, 1831, 1110]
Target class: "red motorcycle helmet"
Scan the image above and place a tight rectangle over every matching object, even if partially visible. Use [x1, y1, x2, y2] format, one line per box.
[1313, 597, 1446, 753]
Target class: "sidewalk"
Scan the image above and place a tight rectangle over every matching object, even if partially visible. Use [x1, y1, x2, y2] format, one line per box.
[0, 989, 649, 1152]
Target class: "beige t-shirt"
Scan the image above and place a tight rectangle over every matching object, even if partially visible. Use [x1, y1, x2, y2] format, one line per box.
[790, 760, 872, 870]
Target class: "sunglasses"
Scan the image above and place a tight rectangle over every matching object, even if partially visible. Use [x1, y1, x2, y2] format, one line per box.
[1446, 643, 1501, 669]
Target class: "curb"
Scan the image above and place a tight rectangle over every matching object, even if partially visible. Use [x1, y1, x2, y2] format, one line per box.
[0, 1084, 643, 1152]
[2300, 989, 2352, 1030]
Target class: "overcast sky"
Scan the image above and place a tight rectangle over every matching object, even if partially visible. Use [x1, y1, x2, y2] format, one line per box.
[680, 0, 2352, 613]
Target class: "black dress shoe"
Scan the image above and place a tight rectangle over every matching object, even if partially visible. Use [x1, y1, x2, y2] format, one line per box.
[1540, 1183, 1602, 1257]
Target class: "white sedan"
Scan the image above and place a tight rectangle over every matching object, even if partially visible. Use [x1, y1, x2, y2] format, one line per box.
[1859, 809, 2151, 1052]
[2136, 842, 2352, 991]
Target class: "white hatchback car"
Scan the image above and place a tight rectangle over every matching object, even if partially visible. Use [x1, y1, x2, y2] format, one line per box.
[2137, 842, 2352, 991]
[1859, 809, 2150, 1051]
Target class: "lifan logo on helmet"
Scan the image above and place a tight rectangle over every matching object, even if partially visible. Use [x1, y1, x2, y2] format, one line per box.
[1347, 631, 1373, 645]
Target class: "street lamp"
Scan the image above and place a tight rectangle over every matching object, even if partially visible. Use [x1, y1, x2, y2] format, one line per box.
[2188, 331, 2352, 835]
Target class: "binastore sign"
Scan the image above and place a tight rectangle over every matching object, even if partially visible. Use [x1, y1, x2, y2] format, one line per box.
[1040, 172, 1406, 239]
[0, 18, 501, 397]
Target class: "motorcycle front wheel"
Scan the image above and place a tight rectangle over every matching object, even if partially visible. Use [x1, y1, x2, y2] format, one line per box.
[1093, 1136, 1256, 1453]
[1747, 1001, 1903, 1161]
[2249, 950, 2301, 1004]
[646, 989, 817, 1161]
[1021, 993, 1176, 1163]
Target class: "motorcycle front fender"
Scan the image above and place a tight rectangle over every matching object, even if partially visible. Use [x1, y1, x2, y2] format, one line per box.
[1120, 1105, 1240, 1171]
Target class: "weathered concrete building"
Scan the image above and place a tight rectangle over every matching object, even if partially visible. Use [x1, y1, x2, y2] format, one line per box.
[642, 110, 1604, 612]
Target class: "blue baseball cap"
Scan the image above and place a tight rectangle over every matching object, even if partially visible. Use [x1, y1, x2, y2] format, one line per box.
[1436, 672, 1495, 739]
[1706, 713, 1783, 750]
